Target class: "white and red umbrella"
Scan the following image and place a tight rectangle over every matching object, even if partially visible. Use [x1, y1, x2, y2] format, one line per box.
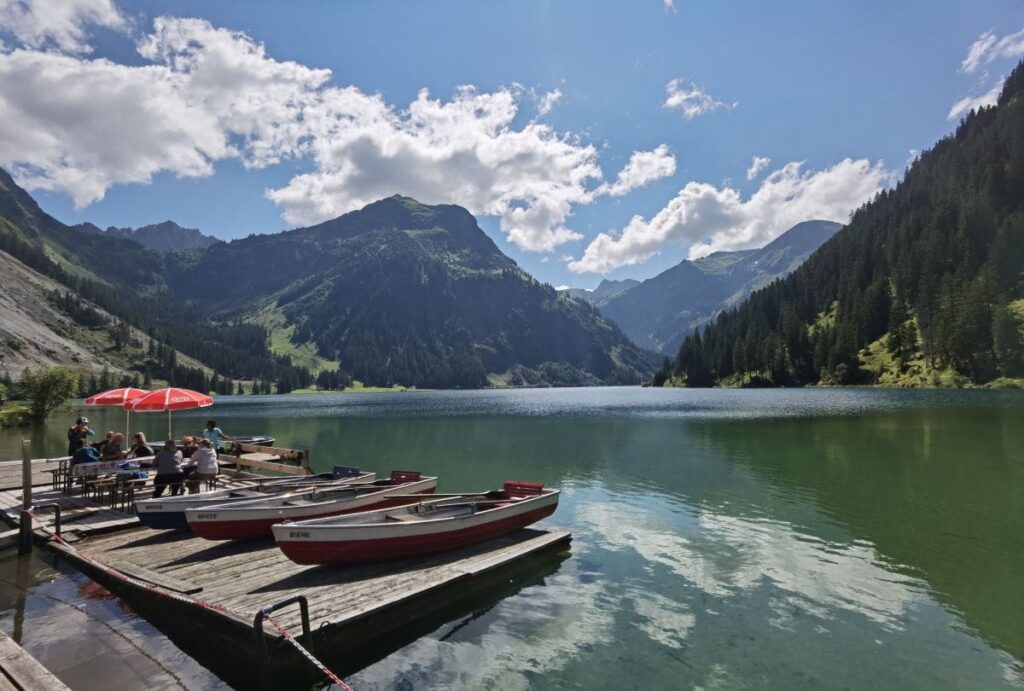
[84, 387, 149, 437]
[125, 387, 213, 439]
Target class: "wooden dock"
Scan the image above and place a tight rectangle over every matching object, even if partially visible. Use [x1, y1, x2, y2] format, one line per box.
[0, 631, 70, 691]
[0, 458, 63, 492]
[0, 485, 572, 688]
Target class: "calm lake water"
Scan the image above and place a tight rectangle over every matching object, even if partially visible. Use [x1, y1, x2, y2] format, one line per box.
[1, 387, 1023, 689]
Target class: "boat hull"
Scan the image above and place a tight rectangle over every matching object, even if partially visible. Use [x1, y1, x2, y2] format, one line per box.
[274, 495, 558, 565]
[136, 472, 376, 531]
[187, 480, 437, 540]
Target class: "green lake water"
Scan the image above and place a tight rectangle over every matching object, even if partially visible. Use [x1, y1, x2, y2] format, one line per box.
[1, 387, 1022, 689]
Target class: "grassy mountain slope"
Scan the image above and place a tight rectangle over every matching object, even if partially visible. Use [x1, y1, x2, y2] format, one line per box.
[166, 196, 654, 388]
[598, 220, 841, 353]
[665, 61, 1024, 388]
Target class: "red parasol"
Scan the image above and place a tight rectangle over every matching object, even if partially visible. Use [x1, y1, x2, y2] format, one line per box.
[125, 387, 213, 438]
[84, 387, 149, 438]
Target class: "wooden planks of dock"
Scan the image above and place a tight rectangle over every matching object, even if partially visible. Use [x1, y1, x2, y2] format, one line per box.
[49, 525, 570, 687]
[0, 459, 63, 492]
[0, 631, 70, 691]
[0, 483, 572, 688]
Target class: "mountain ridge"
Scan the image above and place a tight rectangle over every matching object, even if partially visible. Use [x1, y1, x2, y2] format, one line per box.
[0, 175, 654, 389]
[73, 220, 220, 252]
[590, 220, 842, 353]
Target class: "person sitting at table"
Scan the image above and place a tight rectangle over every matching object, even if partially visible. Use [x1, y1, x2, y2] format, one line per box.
[67, 417, 95, 456]
[181, 435, 198, 459]
[128, 432, 155, 459]
[187, 438, 219, 493]
[101, 433, 126, 461]
[71, 438, 100, 466]
[93, 430, 114, 452]
[201, 420, 232, 451]
[152, 439, 185, 498]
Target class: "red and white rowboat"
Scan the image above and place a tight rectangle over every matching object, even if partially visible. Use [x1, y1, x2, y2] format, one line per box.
[272, 481, 559, 565]
[136, 469, 377, 530]
[186, 470, 436, 540]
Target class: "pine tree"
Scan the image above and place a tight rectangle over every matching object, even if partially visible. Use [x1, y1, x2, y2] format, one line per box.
[992, 306, 1024, 377]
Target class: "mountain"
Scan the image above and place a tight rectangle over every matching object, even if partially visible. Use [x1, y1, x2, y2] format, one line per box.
[0, 172, 653, 389]
[163, 195, 654, 388]
[73, 220, 219, 252]
[562, 279, 640, 305]
[663, 60, 1024, 388]
[0, 167, 312, 392]
[594, 220, 841, 353]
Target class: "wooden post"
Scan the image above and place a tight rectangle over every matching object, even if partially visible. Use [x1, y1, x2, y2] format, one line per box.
[19, 440, 32, 555]
[20, 439, 31, 511]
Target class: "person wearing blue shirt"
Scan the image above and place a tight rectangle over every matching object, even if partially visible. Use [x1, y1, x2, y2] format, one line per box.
[201, 420, 231, 450]
[67, 417, 95, 456]
[71, 438, 100, 466]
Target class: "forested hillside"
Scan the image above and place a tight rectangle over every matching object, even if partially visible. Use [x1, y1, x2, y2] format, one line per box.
[165, 196, 653, 388]
[660, 61, 1024, 388]
[0, 174, 652, 390]
[0, 168, 311, 393]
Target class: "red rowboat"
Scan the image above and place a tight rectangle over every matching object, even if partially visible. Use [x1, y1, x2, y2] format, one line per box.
[186, 470, 436, 540]
[272, 481, 558, 565]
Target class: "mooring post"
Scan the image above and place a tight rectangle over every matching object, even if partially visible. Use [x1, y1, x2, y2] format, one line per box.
[20, 439, 31, 510]
[18, 439, 32, 555]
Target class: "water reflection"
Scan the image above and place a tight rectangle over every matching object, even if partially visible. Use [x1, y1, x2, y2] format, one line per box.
[0, 388, 1021, 689]
[0, 549, 226, 690]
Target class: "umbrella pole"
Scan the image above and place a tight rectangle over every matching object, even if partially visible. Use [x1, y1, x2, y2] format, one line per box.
[167, 409, 172, 440]
[125, 408, 130, 439]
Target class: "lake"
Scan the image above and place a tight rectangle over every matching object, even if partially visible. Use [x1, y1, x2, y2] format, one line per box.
[1, 387, 1022, 689]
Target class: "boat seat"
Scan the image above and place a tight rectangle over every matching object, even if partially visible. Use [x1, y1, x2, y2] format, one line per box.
[387, 513, 423, 522]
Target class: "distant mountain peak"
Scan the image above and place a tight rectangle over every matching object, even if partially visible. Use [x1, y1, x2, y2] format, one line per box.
[71, 219, 220, 252]
[598, 219, 842, 353]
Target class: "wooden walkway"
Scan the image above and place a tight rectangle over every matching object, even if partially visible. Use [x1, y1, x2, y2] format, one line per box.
[0, 458, 63, 492]
[0, 631, 70, 691]
[0, 485, 572, 687]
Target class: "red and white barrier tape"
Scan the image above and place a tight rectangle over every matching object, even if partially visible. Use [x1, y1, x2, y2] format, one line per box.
[263, 611, 353, 691]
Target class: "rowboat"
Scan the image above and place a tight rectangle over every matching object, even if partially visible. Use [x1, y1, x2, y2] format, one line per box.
[186, 470, 437, 540]
[272, 481, 558, 565]
[135, 467, 375, 530]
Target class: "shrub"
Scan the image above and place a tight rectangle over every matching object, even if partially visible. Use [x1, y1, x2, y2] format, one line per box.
[20, 366, 79, 420]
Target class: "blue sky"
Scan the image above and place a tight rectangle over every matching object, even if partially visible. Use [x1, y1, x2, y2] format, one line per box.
[2, 0, 1022, 288]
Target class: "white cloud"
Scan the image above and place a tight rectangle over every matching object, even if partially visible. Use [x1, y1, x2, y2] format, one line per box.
[596, 144, 676, 197]
[947, 81, 1001, 120]
[959, 28, 1024, 73]
[0, 0, 126, 54]
[746, 155, 770, 180]
[568, 158, 890, 273]
[663, 78, 735, 120]
[536, 88, 562, 117]
[0, 15, 607, 252]
[0, 16, 328, 207]
[266, 84, 600, 251]
[663, 0, 676, 12]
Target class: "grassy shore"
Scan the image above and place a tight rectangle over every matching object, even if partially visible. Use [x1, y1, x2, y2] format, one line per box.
[0, 405, 31, 428]
[288, 381, 416, 394]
